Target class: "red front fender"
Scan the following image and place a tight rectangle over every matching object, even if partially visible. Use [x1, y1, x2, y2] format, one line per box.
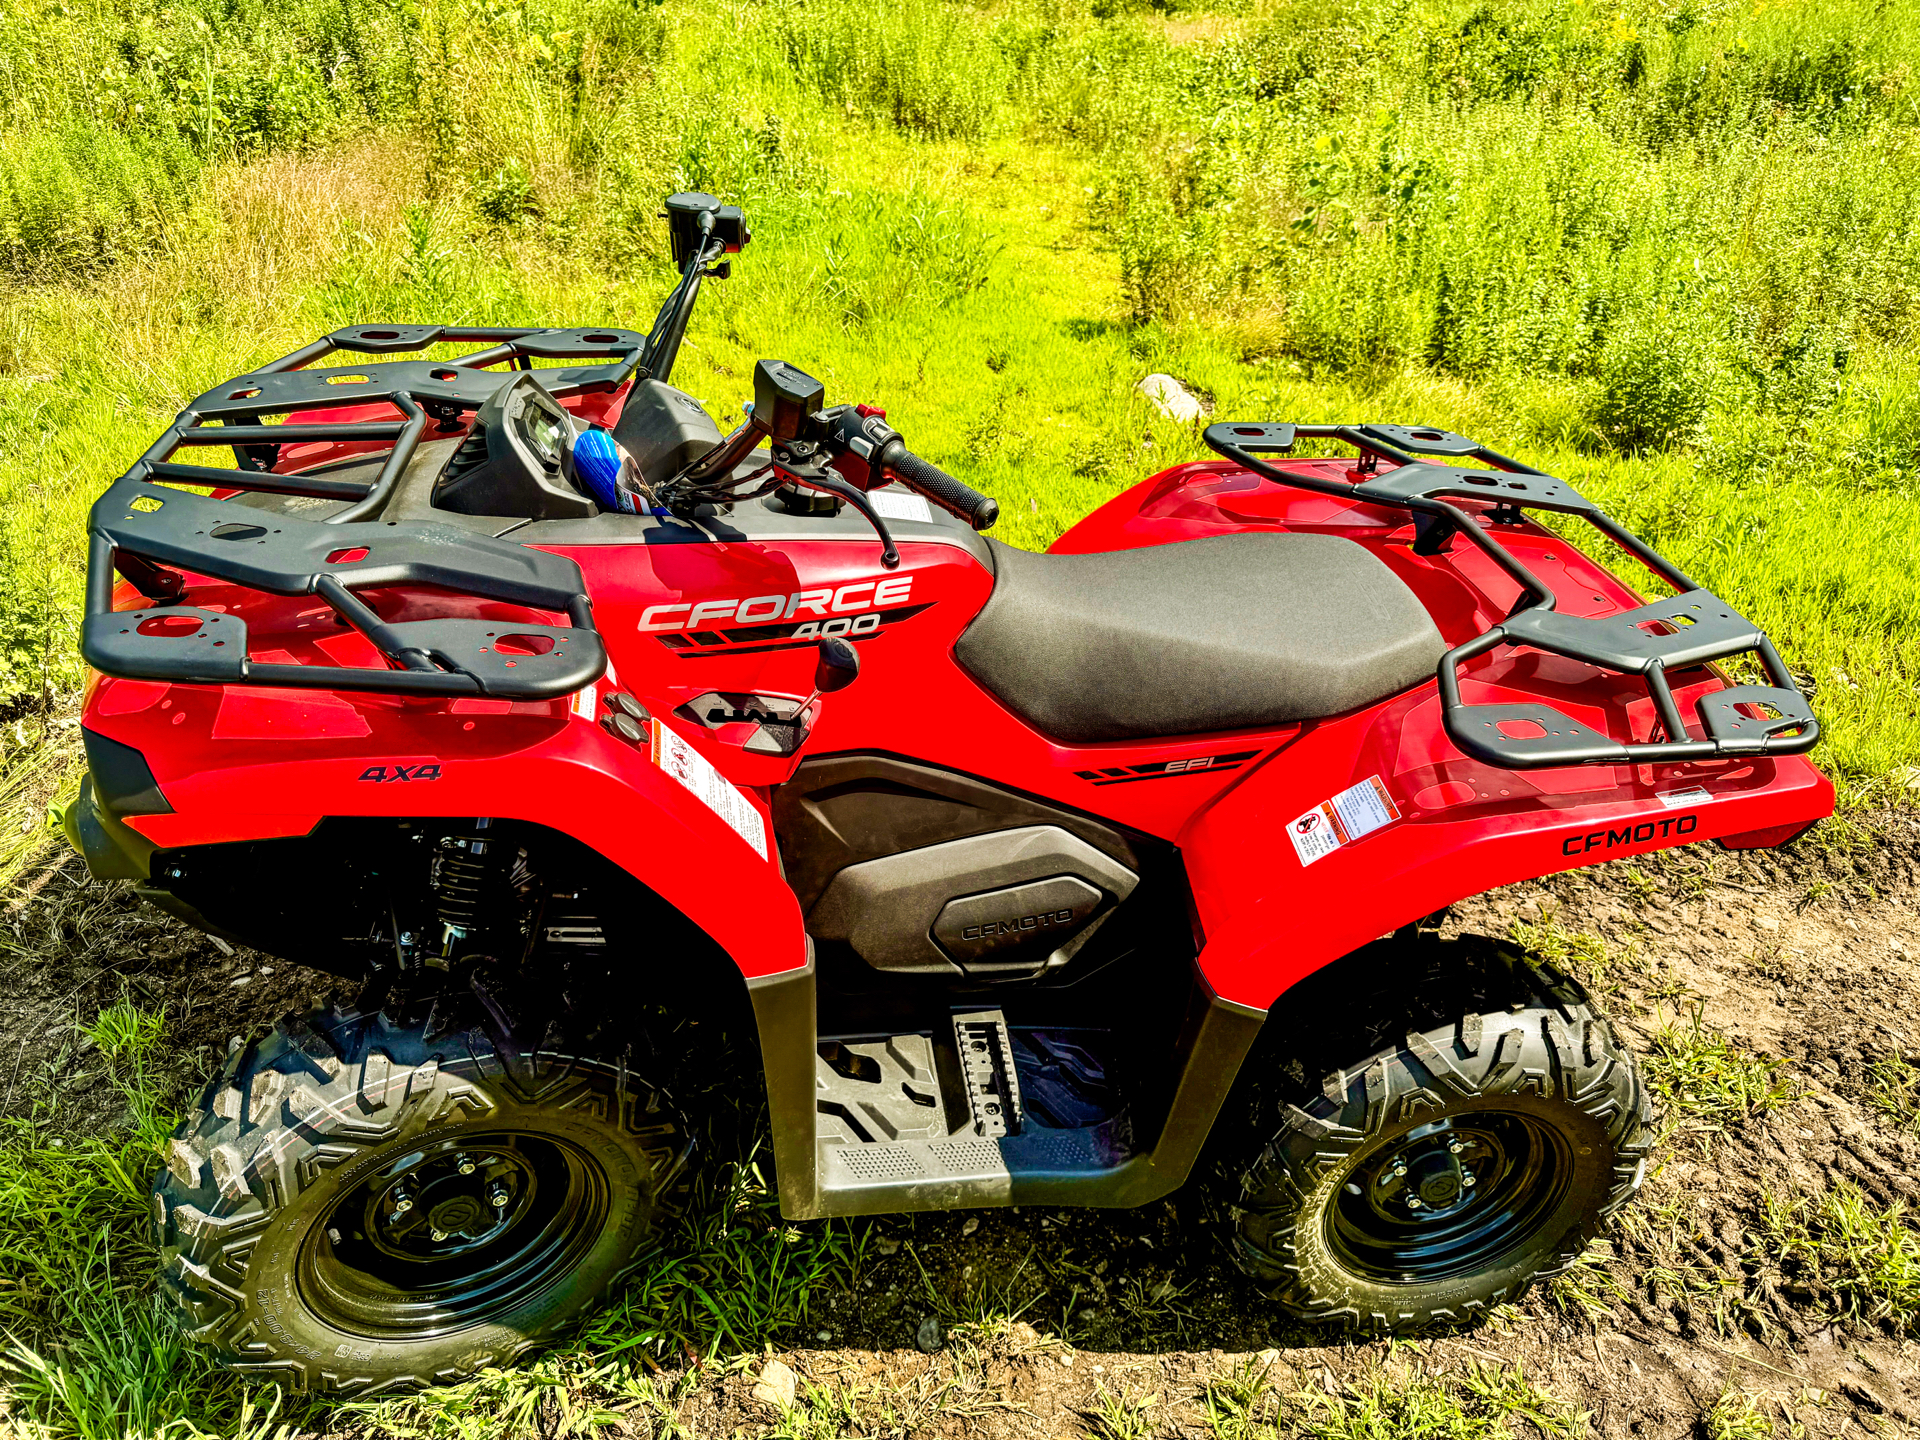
[1179, 685, 1834, 1011]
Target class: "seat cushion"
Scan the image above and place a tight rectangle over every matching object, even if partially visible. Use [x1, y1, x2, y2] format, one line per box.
[955, 533, 1445, 743]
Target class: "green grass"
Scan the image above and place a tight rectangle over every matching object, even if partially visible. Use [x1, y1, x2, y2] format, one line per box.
[1289, 1354, 1588, 1440]
[1705, 1385, 1776, 1441]
[1643, 1001, 1798, 1135]
[0, 0, 1911, 789]
[0, 0, 1914, 1433]
[1865, 1053, 1919, 1126]
[1758, 1180, 1920, 1331]
[1508, 913, 1615, 991]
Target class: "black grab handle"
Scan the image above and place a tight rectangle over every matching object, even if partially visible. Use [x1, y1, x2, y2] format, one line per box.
[888, 448, 998, 531]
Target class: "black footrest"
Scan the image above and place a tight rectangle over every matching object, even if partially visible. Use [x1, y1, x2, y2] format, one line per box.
[953, 1010, 1023, 1138]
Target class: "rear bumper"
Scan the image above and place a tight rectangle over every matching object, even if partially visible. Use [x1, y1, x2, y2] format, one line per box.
[63, 775, 154, 882]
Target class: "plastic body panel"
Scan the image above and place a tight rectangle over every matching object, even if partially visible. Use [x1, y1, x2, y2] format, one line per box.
[84, 639, 806, 981]
[80, 427, 1834, 1006]
[1055, 456, 1834, 1008]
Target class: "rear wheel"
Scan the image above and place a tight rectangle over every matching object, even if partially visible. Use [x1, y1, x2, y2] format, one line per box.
[1232, 938, 1651, 1329]
[153, 1001, 689, 1394]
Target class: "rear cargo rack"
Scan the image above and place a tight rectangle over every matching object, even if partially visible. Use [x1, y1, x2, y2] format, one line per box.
[1203, 422, 1818, 769]
[82, 325, 648, 700]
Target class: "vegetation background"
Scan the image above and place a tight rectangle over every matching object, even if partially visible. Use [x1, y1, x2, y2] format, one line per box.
[0, 0, 1912, 1435]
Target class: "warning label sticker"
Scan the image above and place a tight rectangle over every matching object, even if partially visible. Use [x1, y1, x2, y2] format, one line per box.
[648, 720, 769, 860]
[1656, 786, 1712, 809]
[869, 488, 934, 524]
[1286, 775, 1402, 867]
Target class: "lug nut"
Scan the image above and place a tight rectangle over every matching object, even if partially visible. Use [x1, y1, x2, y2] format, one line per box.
[394, 1197, 414, 1213]
[489, 1185, 510, 1208]
[431, 1228, 449, 1242]
[1448, 1140, 1464, 1154]
[1463, 1173, 1476, 1187]
[1407, 1197, 1423, 1210]
[456, 1153, 477, 1176]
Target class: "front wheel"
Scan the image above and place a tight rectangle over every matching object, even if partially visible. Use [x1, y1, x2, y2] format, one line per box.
[153, 1001, 689, 1394]
[1232, 940, 1652, 1329]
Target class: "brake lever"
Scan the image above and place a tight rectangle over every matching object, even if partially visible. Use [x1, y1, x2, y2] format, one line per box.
[770, 442, 900, 569]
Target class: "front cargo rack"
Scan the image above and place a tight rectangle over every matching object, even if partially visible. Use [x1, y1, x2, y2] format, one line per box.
[1203, 422, 1819, 769]
[82, 325, 649, 700]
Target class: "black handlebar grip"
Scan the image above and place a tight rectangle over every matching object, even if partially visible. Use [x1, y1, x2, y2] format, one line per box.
[887, 448, 999, 531]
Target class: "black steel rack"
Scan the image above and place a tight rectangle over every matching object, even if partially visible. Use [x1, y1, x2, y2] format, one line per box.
[83, 325, 649, 700]
[1202, 422, 1819, 769]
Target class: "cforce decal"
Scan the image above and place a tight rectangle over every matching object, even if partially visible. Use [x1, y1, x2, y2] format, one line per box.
[641, 576, 930, 656]
[1562, 814, 1697, 856]
[1075, 750, 1259, 786]
[641, 576, 913, 630]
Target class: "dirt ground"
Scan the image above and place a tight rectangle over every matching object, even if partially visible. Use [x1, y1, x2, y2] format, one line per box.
[2, 811, 1915, 1439]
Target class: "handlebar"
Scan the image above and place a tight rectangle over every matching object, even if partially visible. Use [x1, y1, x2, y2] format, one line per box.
[660, 363, 1000, 570]
[886, 447, 999, 531]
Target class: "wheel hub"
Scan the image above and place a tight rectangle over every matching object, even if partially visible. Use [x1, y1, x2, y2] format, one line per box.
[1328, 1113, 1574, 1284]
[367, 1149, 529, 1258]
[1370, 1127, 1489, 1220]
[297, 1130, 610, 1339]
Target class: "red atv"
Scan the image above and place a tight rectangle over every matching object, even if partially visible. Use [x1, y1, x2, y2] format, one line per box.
[66, 193, 1829, 1392]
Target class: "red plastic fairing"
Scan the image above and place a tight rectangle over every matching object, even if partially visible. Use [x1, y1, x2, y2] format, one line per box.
[1055, 456, 1834, 1010]
[87, 653, 807, 981]
[554, 536, 1291, 838]
[1715, 819, 1824, 851]
[1176, 685, 1831, 1010]
[84, 427, 1834, 1005]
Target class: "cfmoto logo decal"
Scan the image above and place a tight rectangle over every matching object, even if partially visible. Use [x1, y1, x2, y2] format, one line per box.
[1562, 814, 1696, 856]
[961, 908, 1079, 942]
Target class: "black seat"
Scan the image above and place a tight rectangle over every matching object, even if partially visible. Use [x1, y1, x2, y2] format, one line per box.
[955, 533, 1446, 743]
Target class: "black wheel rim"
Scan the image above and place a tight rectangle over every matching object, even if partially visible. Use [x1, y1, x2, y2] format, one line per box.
[297, 1130, 610, 1338]
[1324, 1113, 1573, 1284]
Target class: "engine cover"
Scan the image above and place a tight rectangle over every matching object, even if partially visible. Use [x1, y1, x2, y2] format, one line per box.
[806, 825, 1138, 977]
[933, 876, 1103, 967]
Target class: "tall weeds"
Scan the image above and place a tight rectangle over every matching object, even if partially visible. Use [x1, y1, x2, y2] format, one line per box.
[0, 0, 1912, 777]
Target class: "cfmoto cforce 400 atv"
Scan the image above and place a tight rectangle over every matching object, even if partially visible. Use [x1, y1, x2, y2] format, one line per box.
[65, 193, 1830, 1393]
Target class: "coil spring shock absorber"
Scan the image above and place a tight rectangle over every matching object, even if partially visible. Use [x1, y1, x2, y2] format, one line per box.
[429, 819, 533, 965]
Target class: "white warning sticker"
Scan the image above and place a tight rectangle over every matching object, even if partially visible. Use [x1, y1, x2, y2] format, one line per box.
[1286, 775, 1402, 867]
[648, 720, 768, 860]
[570, 683, 597, 720]
[1657, 786, 1712, 809]
[869, 488, 934, 524]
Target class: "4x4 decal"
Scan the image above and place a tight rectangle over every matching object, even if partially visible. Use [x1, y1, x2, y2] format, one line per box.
[358, 763, 443, 782]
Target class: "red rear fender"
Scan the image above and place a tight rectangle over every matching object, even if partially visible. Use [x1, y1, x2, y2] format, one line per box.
[86, 673, 807, 981]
